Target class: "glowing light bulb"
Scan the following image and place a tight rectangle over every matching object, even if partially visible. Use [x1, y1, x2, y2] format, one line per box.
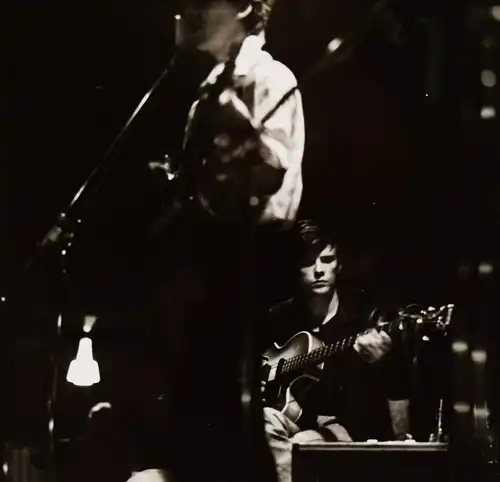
[471, 349, 487, 364]
[481, 106, 496, 119]
[479, 262, 493, 274]
[327, 38, 343, 53]
[491, 6, 500, 21]
[453, 401, 471, 413]
[481, 70, 497, 87]
[83, 315, 97, 333]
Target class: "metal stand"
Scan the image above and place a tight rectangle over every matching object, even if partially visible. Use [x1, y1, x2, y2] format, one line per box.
[429, 398, 448, 443]
[0, 51, 181, 482]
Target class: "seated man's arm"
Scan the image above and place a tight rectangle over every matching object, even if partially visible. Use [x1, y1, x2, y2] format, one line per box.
[382, 345, 413, 439]
[317, 415, 353, 442]
[127, 469, 176, 482]
[350, 317, 412, 439]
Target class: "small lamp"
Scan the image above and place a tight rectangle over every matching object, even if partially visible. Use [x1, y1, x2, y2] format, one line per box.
[66, 315, 100, 387]
[66, 337, 100, 387]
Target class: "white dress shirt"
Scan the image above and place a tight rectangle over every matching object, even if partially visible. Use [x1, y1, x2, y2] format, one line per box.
[184, 34, 305, 227]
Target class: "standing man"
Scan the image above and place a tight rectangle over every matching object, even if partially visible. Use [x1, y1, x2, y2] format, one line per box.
[139, 1, 305, 481]
[261, 219, 412, 482]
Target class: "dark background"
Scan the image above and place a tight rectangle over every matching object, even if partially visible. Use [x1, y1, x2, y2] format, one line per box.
[1, 0, 497, 468]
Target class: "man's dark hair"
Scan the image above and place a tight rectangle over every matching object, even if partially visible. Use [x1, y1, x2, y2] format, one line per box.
[293, 219, 339, 264]
[229, 0, 272, 33]
[180, 0, 271, 34]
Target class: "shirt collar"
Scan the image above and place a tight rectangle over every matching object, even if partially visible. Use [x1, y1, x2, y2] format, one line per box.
[202, 33, 266, 89]
[233, 33, 266, 77]
[294, 290, 341, 332]
[323, 291, 340, 324]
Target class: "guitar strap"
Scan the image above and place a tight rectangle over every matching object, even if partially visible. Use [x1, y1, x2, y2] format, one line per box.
[182, 42, 243, 176]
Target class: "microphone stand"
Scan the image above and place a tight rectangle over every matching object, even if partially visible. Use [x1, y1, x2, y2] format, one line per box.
[1, 51, 180, 482]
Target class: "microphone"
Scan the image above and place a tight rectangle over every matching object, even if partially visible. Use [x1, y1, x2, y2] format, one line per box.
[39, 213, 76, 248]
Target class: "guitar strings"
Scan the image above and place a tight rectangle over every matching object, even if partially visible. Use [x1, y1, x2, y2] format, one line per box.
[262, 311, 442, 373]
[263, 335, 359, 370]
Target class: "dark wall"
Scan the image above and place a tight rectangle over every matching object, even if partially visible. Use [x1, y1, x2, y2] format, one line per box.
[2, 0, 482, 452]
[4, 0, 448, 298]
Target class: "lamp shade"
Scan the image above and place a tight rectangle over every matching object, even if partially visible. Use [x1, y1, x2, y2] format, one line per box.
[66, 337, 100, 387]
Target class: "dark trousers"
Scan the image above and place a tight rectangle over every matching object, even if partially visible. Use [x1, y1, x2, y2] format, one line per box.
[143, 216, 279, 482]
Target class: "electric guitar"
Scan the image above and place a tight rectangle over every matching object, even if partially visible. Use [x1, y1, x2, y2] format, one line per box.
[261, 304, 454, 423]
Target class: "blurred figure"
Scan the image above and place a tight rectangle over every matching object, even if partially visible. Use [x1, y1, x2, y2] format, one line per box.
[72, 402, 133, 482]
[138, 1, 305, 481]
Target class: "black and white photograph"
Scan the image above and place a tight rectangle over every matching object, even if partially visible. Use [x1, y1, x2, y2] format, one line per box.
[1, 0, 500, 481]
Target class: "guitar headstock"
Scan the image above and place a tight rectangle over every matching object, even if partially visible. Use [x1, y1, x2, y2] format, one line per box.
[398, 303, 455, 334]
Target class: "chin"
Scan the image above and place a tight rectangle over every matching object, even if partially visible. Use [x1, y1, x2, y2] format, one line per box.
[195, 40, 209, 50]
[194, 33, 217, 52]
[311, 286, 331, 295]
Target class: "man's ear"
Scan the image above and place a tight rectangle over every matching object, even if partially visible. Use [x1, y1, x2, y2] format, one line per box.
[236, 3, 253, 19]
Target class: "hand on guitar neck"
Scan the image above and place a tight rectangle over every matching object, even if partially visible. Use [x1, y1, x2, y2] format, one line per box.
[261, 305, 453, 423]
[353, 328, 393, 363]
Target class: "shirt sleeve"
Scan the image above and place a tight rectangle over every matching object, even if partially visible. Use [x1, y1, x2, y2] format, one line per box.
[253, 62, 304, 170]
[253, 62, 305, 225]
[380, 345, 413, 401]
[182, 55, 305, 225]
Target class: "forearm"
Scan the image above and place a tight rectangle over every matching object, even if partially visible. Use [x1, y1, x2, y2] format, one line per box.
[258, 166, 302, 227]
[252, 139, 286, 194]
[387, 399, 410, 438]
[317, 415, 353, 442]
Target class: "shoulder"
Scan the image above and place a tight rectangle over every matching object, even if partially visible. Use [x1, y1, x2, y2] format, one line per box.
[263, 297, 299, 347]
[337, 288, 375, 329]
[269, 297, 296, 318]
[126, 469, 173, 482]
[253, 50, 298, 93]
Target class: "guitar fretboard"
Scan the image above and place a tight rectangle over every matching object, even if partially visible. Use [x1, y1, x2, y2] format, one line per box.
[281, 317, 404, 376]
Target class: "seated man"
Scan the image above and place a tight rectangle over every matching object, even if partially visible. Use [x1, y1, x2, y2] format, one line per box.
[261, 219, 412, 482]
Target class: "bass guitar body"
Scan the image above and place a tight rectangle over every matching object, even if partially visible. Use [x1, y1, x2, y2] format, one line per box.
[262, 331, 325, 423]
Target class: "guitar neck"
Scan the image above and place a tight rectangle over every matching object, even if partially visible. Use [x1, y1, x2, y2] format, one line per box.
[282, 317, 403, 375]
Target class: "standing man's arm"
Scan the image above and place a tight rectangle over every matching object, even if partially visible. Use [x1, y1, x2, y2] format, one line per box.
[252, 62, 305, 226]
[205, 60, 305, 227]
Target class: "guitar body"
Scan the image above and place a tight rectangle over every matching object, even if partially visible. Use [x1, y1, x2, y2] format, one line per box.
[261, 305, 453, 425]
[262, 331, 325, 423]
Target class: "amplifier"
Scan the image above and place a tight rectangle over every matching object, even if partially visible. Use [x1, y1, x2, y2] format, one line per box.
[292, 442, 449, 482]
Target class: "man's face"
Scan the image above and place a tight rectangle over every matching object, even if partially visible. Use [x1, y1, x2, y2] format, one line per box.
[178, 0, 241, 51]
[299, 245, 339, 296]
